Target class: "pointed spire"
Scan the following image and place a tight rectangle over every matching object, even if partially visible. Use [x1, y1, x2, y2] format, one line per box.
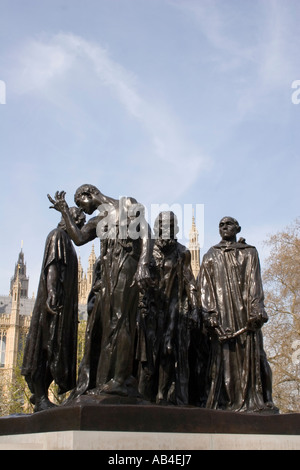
[188, 210, 200, 279]
[78, 253, 83, 270]
[88, 243, 96, 263]
[11, 263, 21, 310]
[15, 263, 20, 286]
[78, 244, 98, 305]
[10, 244, 29, 298]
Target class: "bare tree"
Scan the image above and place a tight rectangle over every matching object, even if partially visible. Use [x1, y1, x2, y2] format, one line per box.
[0, 320, 88, 416]
[263, 218, 300, 412]
[0, 346, 33, 416]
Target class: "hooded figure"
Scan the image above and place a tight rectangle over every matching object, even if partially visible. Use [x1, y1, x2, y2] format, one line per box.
[22, 207, 85, 412]
[137, 211, 199, 405]
[199, 216, 278, 413]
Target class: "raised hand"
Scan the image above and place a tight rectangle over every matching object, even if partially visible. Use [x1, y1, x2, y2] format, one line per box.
[47, 191, 69, 213]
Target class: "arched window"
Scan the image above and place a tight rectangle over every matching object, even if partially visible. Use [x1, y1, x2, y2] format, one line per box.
[0, 331, 7, 367]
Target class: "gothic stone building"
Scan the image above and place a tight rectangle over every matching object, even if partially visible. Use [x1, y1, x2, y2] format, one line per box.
[0, 250, 33, 383]
[0, 247, 95, 384]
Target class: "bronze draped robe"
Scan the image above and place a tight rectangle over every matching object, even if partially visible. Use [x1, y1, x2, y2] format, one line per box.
[21, 228, 78, 395]
[71, 234, 142, 398]
[137, 240, 198, 405]
[199, 241, 270, 412]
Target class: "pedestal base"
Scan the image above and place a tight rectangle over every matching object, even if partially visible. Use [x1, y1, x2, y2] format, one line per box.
[0, 396, 299, 450]
[0, 430, 300, 450]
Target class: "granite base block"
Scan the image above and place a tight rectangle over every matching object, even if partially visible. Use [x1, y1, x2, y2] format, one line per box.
[0, 396, 299, 450]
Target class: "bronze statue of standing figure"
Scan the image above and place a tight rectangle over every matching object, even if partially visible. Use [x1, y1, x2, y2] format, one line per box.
[48, 186, 152, 399]
[199, 216, 278, 413]
[35, 187, 278, 414]
[21, 207, 85, 412]
[137, 211, 200, 405]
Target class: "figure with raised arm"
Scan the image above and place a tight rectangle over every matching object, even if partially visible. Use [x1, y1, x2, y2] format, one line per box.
[48, 186, 152, 398]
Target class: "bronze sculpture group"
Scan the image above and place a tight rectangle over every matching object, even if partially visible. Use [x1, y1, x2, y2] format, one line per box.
[21, 184, 279, 414]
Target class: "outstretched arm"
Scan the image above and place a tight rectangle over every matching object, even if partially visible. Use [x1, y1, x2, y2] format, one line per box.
[47, 191, 97, 246]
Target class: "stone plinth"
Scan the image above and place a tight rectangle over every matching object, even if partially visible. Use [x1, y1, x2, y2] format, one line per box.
[0, 396, 299, 450]
[0, 430, 300, 450]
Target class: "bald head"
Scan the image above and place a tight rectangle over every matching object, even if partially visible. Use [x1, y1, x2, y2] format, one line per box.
[219, 216, 241, 242]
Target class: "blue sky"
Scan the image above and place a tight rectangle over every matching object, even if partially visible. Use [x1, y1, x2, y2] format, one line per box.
[0, 0, 300, 295]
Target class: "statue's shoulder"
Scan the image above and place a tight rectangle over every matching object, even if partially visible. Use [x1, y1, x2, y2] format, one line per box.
[45, 227, 62, 243]
[177, 241, 188, 253]
[236, 238, 255, 250]
[177, 242, 191, 261]
[201, 246, 218, 264]
[86, 215, 100, 226]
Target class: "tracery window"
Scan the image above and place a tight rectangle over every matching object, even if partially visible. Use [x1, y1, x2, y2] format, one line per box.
[0, 330, 7, 367]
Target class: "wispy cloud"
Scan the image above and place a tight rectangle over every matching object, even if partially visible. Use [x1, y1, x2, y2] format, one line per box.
[169, 0, 255, 67]
[257, 1, 300, 88]
[170, 0, 300, 118]
[10, 38, 74, 93]
[8, 32, 211, 202]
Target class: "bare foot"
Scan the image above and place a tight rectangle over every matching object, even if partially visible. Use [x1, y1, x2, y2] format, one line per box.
[101, 379, 128, 396]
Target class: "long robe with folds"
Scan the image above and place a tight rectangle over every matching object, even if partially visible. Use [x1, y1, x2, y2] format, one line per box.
[199, 240, 271, 412]
[71, 234, 142, 398]
[95, 235, 141, 392]
[21, 228, 78, 395]
[137, 239, 199, 405]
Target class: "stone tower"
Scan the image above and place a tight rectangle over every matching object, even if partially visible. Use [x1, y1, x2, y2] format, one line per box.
[0, 249, 32, 398]
[78, 244, 97, 305]
[87, 244, 97, 287]
[10, 244, 29, 298]
[5, 267, 21, 380]
[188, 211, 200, 279]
